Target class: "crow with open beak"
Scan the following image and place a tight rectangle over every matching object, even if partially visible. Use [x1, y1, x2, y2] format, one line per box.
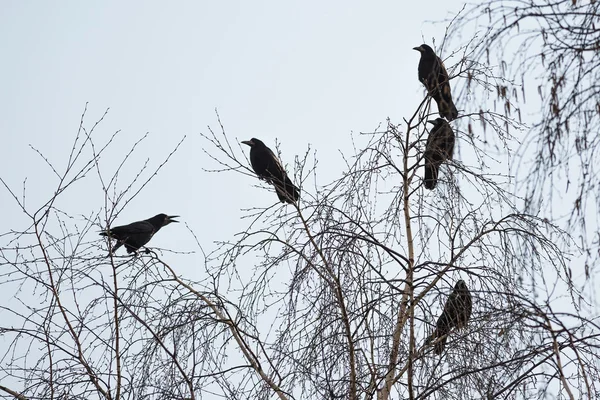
[100, 213, 179, 254]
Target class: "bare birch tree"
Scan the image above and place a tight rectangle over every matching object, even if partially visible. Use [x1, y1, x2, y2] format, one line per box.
[2, 11, 600, 397]
[444, 0, 600, 271]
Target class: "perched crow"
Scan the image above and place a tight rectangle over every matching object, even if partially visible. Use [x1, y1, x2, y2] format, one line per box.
[413, 44, 458, 121]
[424, 118, 455, 190]
[242, 138, 300, 204]
[100, 213, 179, 254]
[426, 280, 472, 355]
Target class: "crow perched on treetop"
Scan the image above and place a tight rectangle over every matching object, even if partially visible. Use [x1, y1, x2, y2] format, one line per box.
[425, 280, 472, 355]
[100, 213, 179, 254]
[242, 138, 300, 204]
[423, 118, 455, 190]
[413, 44, 459, 121]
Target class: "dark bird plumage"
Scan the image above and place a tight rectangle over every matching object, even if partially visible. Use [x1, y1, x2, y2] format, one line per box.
[242, 138, 300, 204]
[414, 44, 458, 121]
[424, 118, 455, 190]
[426, 280, 472, 355]
[99, 213, 179, 254]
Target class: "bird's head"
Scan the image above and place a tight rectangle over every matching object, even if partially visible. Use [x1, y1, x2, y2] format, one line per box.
[241, 138, 264, 148]
[157, 213, 179, 227]
[427, 118, 446, 127]
[413, 44, 435, 54]
[455, 280, 468, 291]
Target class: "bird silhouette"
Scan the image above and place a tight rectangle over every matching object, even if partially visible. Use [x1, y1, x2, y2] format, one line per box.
[426, 280, 472, 354]
[242, 138, 300, 204]
[423, 118, 455, 189]
[414, 44, 459, 121]
[100, 213, 179, 254]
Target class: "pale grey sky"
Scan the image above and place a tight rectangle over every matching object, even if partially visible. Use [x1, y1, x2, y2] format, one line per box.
[0, 3, 469, 396]
[2, 2, 597, 399]
[1, 0, 465, 261]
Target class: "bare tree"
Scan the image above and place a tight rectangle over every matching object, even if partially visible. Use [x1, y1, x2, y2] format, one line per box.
[2, 15, 600, 398]
[195, 97, 599, 398]
[444, 0, 600, 272]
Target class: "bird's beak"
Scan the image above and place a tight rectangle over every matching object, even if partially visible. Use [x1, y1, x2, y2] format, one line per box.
[427, 120, 436, 125]
[167, 215, 180, 224]
[241, 140, 253, 147]
[413, 46, 424, 52]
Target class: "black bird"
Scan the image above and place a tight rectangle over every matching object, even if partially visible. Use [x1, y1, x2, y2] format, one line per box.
[242, 138, 300, 204]
[413, 44, 459, 121]
[426, 280, 472, 355]
[100, 213, 179, 254]
[424, 118, 455, 190]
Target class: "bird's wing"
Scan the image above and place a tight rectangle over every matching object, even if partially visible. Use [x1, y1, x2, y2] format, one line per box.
[443, 286, 462, 324]
[439, 59, 456, 102]
[426, 123, 455, 162]
[425, 126, 437, 150]
[263, 147, 291, 187]
[425, 124, 443, 160]
[463, 287, 473, 322]
[266, 147, 286, 174]
[444, 125, 456, 159]
[438, 57, 450, 84]
[110, 221, 155, 236]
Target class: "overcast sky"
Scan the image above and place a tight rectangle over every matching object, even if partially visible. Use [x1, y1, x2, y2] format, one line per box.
[0, 4, 470, 394]
[3, 3, 598, 399]
[1, 1, 467, 267]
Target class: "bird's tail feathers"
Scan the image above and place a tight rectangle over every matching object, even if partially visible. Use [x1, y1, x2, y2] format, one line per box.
[273, 176, 300, 203]
[424, 163, 438, 190]
[448, 102, 458, 121]
[109, 241, 124, 254]
[425, 331, 447, 355]
[275, 183, 300, 204]
[436, 98, 458, 122]
[99, 230, 124, 254]
[434, 336, 447, 355]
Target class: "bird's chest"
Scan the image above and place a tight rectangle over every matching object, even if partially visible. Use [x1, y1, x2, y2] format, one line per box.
[251, 151, 277, 174]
